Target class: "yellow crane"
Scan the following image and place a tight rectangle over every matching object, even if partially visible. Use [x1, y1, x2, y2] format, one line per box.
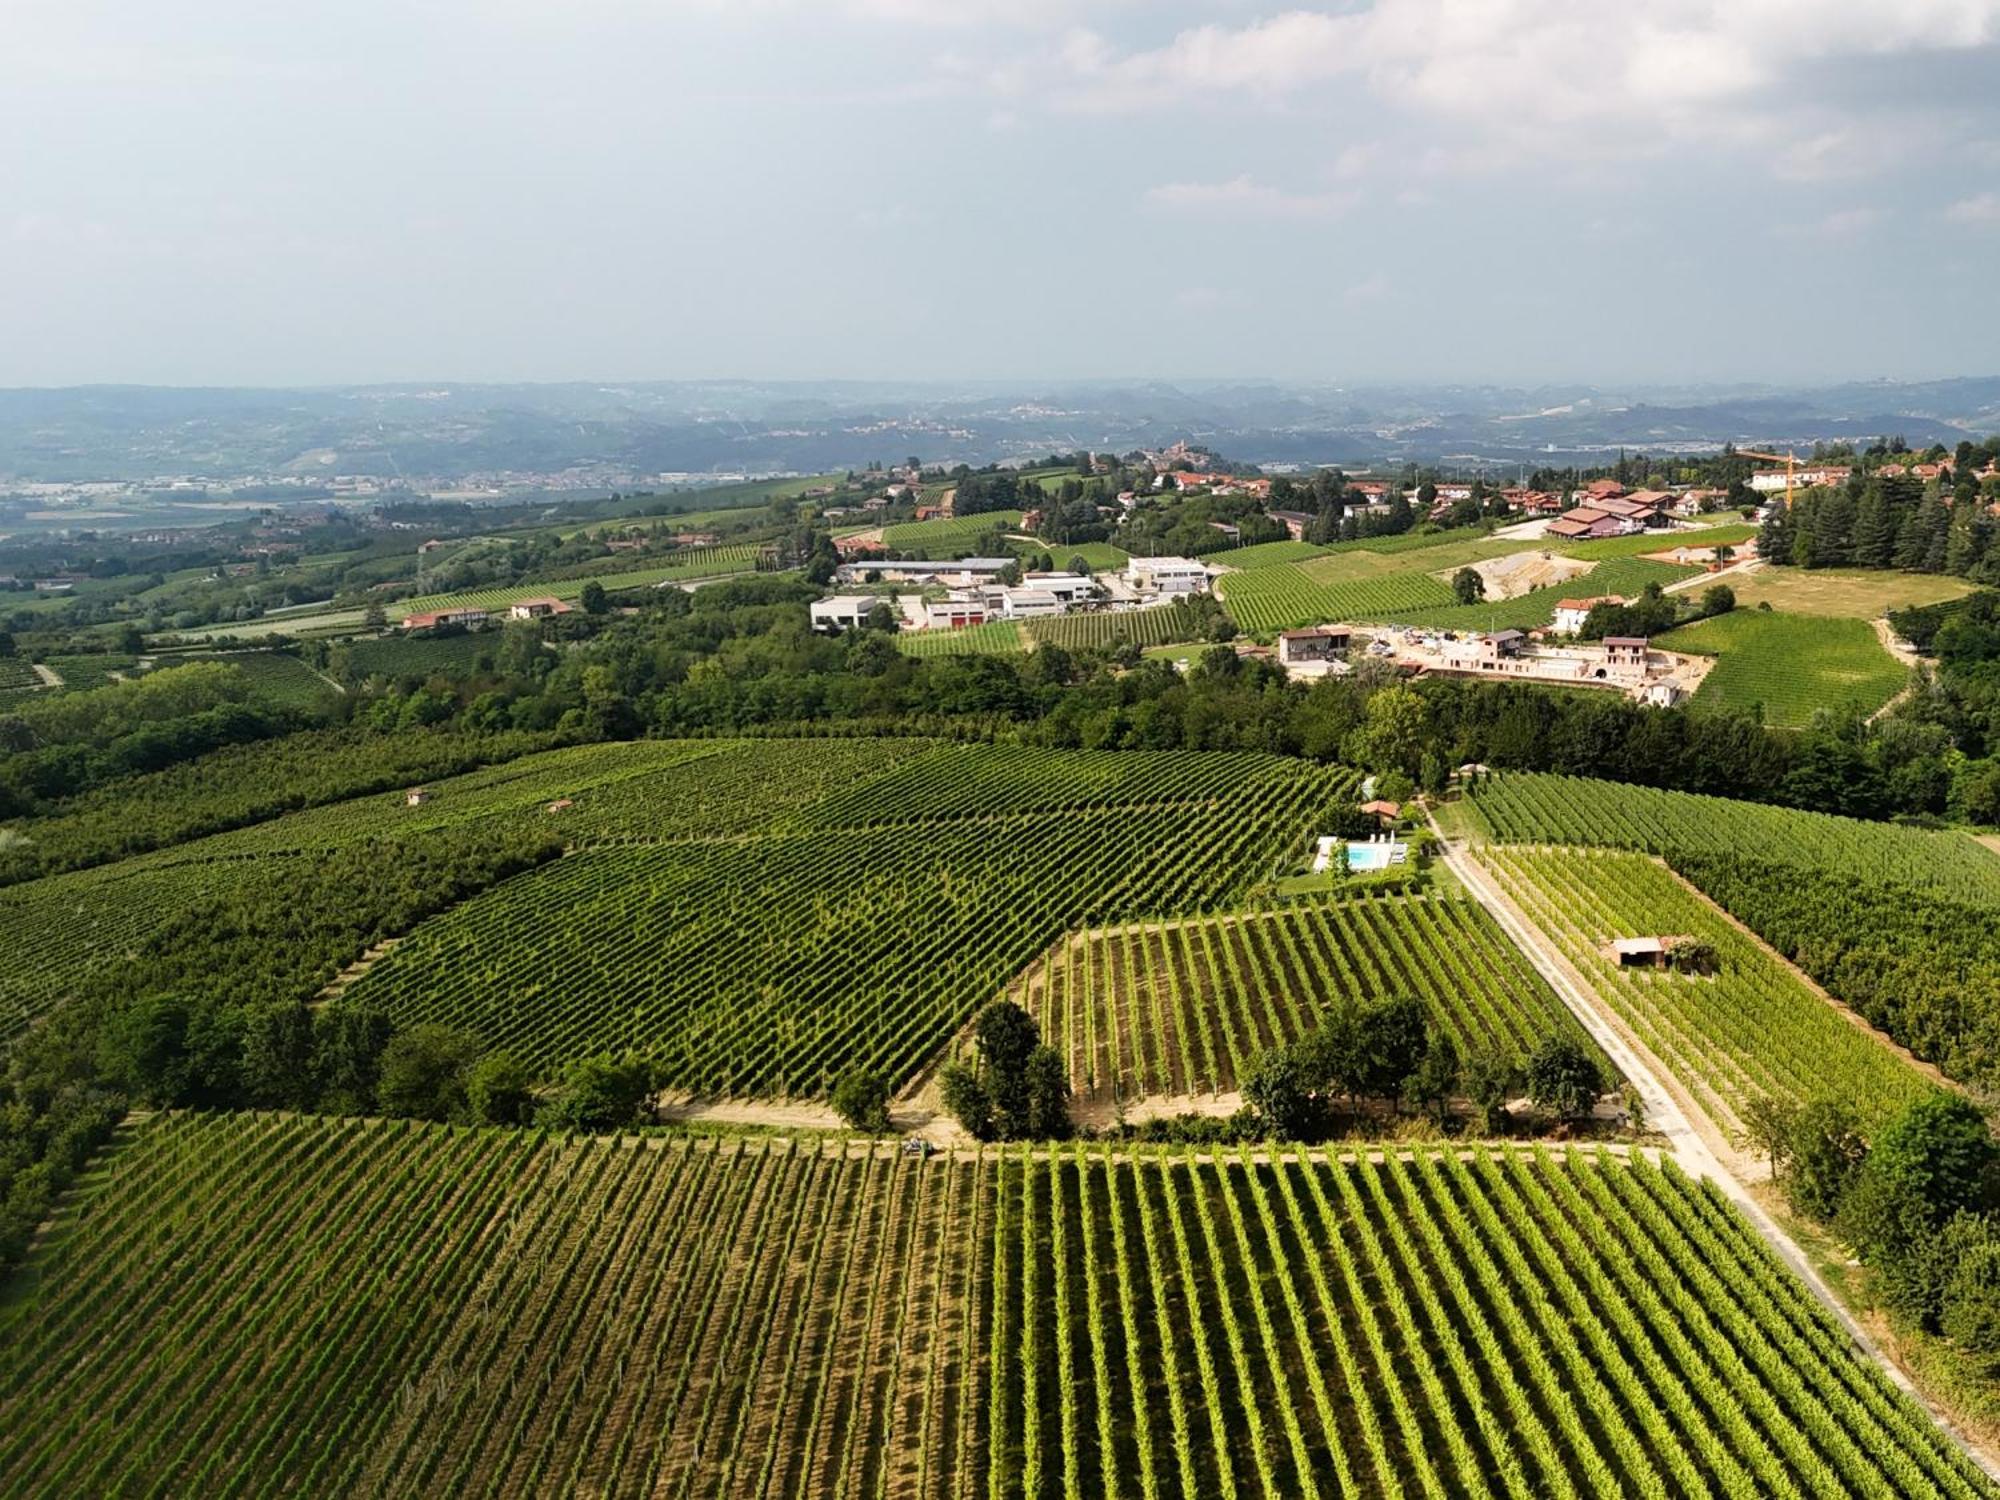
[1734, 447, 1801, 508]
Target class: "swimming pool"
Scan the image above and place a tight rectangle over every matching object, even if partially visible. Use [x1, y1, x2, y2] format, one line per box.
[1345, 841, 1405, 872]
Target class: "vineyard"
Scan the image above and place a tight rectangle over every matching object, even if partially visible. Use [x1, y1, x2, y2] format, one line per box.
[0, 658, 40, 692]
[160, 651, 339, 709]
[1216, 568, 1457, 633]
[1384, 559, 1702, 632]
[1553, 524, 1758, 561]
[1008, 897, 1603, 1103]
[32, 655, 140, 692]
[1, 1114, 1987, 1499]
[1025, 606, 1212, 652]
[342, 749, 1354, 1093]
[1660, 609, 1908, 727]
[896, 620, 1027, 658]
[881, 511, 1024, 554]
[1465, 772, 2000, 900]
[390, 545, 765, 619]
[1215, 539, 1332, 569]
[1480, 847, 1941, 1136]
[339, 631, 499, 679]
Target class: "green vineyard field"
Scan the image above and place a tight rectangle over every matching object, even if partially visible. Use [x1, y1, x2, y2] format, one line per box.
[1481, 847, 1941, 1135]
[1008, 897, 1605, 1102]
[343, 754, 1353, 1094]
[0, 1114, 1986, 1499]
[881, 511, 1024, 555]
[1025, 607, 1211, 652]
[339, 632, 499, 679]
[391, 544, 764, 619]
[1466, 773, 2000, 900]
[1660, 609, 1909, 728]
[1216, 540, 1333, 569]
[896, 620, 1027, 657]
[1216, 568, 1457, 633]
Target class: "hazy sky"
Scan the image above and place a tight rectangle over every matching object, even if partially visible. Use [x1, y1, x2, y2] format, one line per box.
[5, 0, 2000, 388]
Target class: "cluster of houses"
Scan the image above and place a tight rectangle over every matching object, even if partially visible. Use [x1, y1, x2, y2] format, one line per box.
[811, 554, 1212, 635]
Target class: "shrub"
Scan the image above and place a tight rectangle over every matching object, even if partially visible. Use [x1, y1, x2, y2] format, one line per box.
[831, 1068, 893, 1133]
[1523, 1035, 1603, 1121]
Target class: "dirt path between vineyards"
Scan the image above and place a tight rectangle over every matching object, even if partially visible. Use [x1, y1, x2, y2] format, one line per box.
[1429, 808, 2000, 1482]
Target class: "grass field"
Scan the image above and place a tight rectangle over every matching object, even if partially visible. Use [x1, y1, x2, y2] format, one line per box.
[1387, 559, 1702, 632]
[1217, 568, 1458, 633]
[1064, 542, 1130, 572]
[1661, 609, 1908, 727]
[1727, 567, 1978, 619]
[1215, 540, 1333, 570]
[2, 1114, 1985, 1499]
[1010, 898, 1604, 1103]
[1482, 847, 1941, 1137]
[1552, 524, 1758, 561]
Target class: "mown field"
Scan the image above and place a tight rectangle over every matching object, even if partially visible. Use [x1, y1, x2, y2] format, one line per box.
[2, 1114, 1986, 1500]
[1662, 609, 1908, 727]
[1010, 897, 1604, 1103]
[1725, 567, 1977, 619]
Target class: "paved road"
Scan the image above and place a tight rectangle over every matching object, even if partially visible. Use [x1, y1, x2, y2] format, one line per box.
[1430, 809, 2000, 1482]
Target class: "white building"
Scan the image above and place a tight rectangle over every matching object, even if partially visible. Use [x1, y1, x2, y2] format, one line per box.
[1551, 596, 1625, 636]
[1126, 556, 1210, 596]
[1022, 571, 1094, 604]
[924, 597, 989, 630]
[809, 595, 880, 633]
[999, 588, 1064, 620]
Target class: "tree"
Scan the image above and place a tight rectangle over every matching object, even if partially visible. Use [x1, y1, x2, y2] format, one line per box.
[1243, 1044, 1326, 1141]
[1452, 567, 1485, 606]
[540, 1053, 655, 1132]
[939, 1061, 994, 1140]
[314, 1001, 393, 1113]
[1352, 994, 1430, 1103]
[241, 999, 315, 1109]
[1345, 685, 1428, 779]
[1461, 1044, 1518, 1134]
[1941, 1219, 2000, 1353]
[580, 580, 609, 615]
[1666, 938, 1720, 976]
[364, 599, 388, 629]
[1700, 584, 1736, 618]
[0, 632, 14, 659]
[465, 1053, 536, 1125]
[1785, 1097, 1870, 1220]
[831, 1068, 893, 1133]
[1523, 1034, 1602, 1121]
[1024, 1047, 1071, 1139]
[1842, 1093, 1999, 1266]
[974, 1000, 1041, 1137]
[1403, 1030, 1459, 1124]
[376, 1023, 479, 1122]
[863, 601, 899, 634]
[99, 994, 244, 1109]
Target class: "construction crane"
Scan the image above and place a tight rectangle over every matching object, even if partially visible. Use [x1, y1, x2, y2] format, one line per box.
[1734, 447, 1802, 509]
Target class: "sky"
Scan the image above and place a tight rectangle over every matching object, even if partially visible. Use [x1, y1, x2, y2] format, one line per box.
[4, 0, 2000, 389]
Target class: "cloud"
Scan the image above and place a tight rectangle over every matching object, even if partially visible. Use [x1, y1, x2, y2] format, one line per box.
[1343, 273, 1391, 304]
[1946, 191, 2000, 222]
[1145, 176, 1358, 220]
[1053, 2, 2000, 171]
[1774, 206, 1881, 240]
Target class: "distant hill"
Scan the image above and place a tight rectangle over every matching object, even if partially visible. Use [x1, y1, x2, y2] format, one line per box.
[1, 376, 1995, 483]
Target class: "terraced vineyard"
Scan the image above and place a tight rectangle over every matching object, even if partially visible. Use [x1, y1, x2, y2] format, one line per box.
[1009, 897, 1604, 1103]
[896, 620, 1026, 657]
[0, 658, 40, 692]
[1661, 608, 1908, 727]
[345, 760, 1350, 1093]
[1481, 847, 1941, 1135]
[1216, 568, 1457, 633]
[3, 1113, 1988, 1500]
[1467, 772, 2000, 899]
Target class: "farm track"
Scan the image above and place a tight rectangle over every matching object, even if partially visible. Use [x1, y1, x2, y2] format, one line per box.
[1431, 809, 2000, 1483]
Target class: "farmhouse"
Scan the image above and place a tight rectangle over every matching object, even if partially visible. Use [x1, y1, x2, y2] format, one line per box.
[1545, 507, 1638, 541]
[1604, 636, 1650, 671]
[402, 607, 488, 631]
[507, 596, 571, 621]
[808, 595, 880, 633]
[924, 598, 989, 631]
[1278, 625, 1353, 666]
[1552, 596, 1626, 635]
[998, 588, 1064, 620]
[1021, 571, 1094, 604]
[1269, 509, 1317, 541]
